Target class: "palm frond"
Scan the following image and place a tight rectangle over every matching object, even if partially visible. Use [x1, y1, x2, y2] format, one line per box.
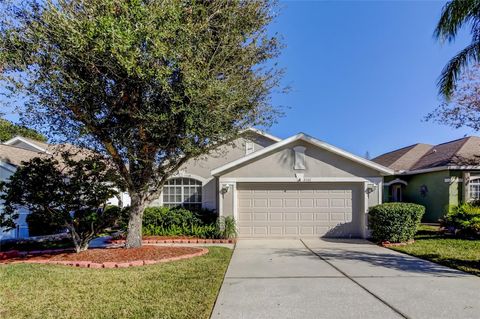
[434, 0, 480, 43]
[438, 42, 480, 98]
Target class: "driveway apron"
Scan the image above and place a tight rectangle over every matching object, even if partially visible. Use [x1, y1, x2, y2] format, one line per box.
[211, 239, 480, 319]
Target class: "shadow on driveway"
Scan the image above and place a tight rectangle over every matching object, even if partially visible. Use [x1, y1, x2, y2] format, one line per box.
[271, 241, 468, 277]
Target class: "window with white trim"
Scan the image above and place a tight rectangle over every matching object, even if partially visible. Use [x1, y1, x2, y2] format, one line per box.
[470, 178, 480, 200]
[163, 178, 202, 210]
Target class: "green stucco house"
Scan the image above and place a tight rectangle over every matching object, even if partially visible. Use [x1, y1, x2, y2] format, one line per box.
[372, 136, 480, 222]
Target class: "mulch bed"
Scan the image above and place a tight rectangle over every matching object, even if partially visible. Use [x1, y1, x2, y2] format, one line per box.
[110, 236, 235, 244]
[0, 246, 208, 268]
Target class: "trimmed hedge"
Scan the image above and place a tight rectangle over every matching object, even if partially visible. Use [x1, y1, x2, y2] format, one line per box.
[368, 202, 425, 243]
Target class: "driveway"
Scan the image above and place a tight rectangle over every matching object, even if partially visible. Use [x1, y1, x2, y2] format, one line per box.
[211, 239, 480, 319]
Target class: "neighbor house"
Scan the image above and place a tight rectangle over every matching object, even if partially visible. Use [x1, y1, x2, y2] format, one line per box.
[0, 136, 131, 240]
[1, 129, 394, 239]
[372, 136, 480, 222]
[0, 137, 49, 239]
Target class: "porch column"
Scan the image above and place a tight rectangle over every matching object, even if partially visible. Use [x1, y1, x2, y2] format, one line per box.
[463, 172, 470, 202]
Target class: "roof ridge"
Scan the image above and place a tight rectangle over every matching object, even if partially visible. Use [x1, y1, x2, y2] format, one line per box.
[433, 136, 470, 147]
[372, 143, 429, 160]
[408, 145, 435, 170]
[409, 136, 472, 170]
[454, 136, 476, 158]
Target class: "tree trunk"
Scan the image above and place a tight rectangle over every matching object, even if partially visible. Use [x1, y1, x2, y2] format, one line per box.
[126, 193, 147, 248]
[70, 228, 92, 253]
[75, 240, 90, 253]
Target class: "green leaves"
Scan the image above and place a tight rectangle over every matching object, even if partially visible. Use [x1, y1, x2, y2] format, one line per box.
[435, 0, 480, 97]
[368, 202, 425, 243]
[0, 151, 125, 251]
[0, 118, 46, 142]
[0, 0, 282, 244]
[0, 1, 282, 195]
[443, 203, 480, 237]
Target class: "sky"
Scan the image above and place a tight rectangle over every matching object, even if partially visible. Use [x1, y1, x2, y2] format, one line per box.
[267, 0, 473, 158]
[1, 0, 474, 158]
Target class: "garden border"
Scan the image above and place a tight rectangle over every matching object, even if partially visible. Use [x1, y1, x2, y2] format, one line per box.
[109, 238, 236, 244]
[0, 247, 209, 268]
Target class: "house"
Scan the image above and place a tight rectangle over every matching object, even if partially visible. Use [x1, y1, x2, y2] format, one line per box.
[0, 137, 49, 239]
[372, 136, 480, 222]
[169, 129, 392, 238]
[1, 129, 394, 239]
[0, 136, 131, 239]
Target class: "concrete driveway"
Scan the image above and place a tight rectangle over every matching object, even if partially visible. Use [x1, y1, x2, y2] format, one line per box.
[211, 239, 480, 319]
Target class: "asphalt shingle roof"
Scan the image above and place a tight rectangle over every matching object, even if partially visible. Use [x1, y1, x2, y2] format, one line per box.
[373, 136, 480, 172]
[0, 144, 45, 166]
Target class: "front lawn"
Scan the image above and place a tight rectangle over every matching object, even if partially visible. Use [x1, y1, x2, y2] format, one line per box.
[0, 247, 232, 319]
[390, 225, 480, 276]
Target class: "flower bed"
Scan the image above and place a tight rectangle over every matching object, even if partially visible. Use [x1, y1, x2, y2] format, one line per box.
[0, 246, 208, 268]
[109, 236, 236, 245]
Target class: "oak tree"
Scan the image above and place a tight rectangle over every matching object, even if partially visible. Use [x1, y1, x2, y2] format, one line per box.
[0, 0, 283, 247]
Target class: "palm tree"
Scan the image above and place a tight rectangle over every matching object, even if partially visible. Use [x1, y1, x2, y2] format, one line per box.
[435, 0, 480, 98]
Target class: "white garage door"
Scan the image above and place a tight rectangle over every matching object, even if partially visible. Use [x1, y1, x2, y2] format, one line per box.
[237, 183, 362, 238]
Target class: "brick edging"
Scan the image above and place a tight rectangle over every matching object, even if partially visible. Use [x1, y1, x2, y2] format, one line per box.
[110, 238, 236, 244]
[381, 240, 415, 247]
[1, 247, 209, 268]
[0, 248, 72, 260]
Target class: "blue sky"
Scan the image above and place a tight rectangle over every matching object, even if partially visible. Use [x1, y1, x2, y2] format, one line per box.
[268, 0, 473, 157]
[1, 1, 474, 158]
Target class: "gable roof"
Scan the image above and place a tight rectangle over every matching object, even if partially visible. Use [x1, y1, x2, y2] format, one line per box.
[0, 144, 45, 167]
[211, 133, 394, 176]
[3, 136, 49, 152]
[1, 136, 98, 170]
[372, 143, 433, 171]
[243, 127, 281, 142]
[411, 136, 480, 170]
[373, 136, 480, 173]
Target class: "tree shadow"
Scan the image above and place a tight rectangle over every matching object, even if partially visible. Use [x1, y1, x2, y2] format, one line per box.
[270, 243, 470, 277]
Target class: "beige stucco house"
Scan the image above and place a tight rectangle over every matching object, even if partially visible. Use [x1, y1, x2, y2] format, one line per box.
[156, 129, 393, 239]
[1, 129, 394, 240]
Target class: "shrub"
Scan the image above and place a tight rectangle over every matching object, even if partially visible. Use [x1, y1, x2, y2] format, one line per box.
[142, 206, 236, 239]
[368, 202, 425, 243]
[442, 203, 480, 237]
[143, 207, 202, 229]
[217, 216, 237, 239]
[0, 154, 125, 252]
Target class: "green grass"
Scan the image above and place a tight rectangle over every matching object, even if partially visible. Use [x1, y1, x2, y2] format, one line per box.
[390, 225, 480, 276]
[0, 247, 232, 319]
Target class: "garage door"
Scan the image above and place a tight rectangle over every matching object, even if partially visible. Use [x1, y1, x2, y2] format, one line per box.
[237, 183, 362, 238]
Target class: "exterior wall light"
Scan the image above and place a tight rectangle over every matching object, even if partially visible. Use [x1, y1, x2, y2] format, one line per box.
[220, 184, 231, 195]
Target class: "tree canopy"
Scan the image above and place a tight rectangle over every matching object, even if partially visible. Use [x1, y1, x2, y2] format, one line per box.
[0, 0, 283, 247]
[435, 0, 480, 98]
[427, 64, 480, 130]
[0, 118, 46, 142]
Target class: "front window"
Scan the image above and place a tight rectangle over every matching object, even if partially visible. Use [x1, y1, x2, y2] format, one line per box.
[470, 178, 480, 200]
[162, 178, 202, 210]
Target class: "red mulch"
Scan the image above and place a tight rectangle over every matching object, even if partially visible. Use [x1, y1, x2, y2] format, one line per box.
[114, 235, 198, 240]
[2, 246, 202, 264]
